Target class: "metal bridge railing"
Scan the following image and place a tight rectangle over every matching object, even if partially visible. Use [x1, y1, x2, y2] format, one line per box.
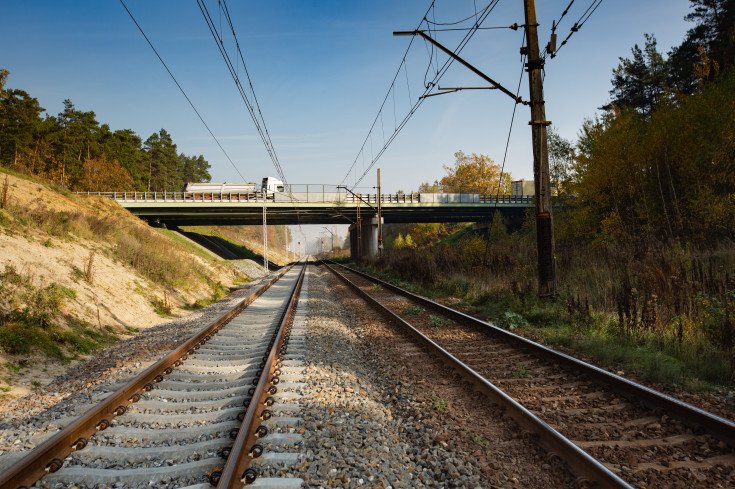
[80, 190, 534, 205]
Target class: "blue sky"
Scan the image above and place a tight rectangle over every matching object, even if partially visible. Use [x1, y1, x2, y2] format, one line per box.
[3, 0, 694, 246]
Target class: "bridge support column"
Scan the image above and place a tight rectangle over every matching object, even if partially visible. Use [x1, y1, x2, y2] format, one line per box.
[348, 216, 383, 261]
[348, 224, 358, 261]
[360, 216, 381, 259]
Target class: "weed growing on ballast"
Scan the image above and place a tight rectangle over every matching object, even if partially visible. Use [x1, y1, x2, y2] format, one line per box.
[513, 364, 532, 378]
[431, 395, 449, 411]
[429, 315, 449, 331]
[401, 304, 425, 316]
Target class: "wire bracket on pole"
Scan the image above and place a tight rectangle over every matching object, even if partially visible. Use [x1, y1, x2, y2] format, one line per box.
[394, 30, 530, 106]
[529, 120, 552, 126]
[419, 86, 499, 99]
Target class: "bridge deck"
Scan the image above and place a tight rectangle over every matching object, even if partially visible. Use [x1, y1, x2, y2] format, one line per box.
[83, 192, 533, 226]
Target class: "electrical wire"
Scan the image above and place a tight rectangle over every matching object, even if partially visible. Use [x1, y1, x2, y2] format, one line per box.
[550, 0, 604, 58]
[492, 31, 526, 209]
[342, 0, 504, 188]
[339, 0, 437, 187]
[118, 0, 246, 181]
[196, 0, 287, 186]
[197, 0, 305, 233]
[552, 0, 575, 34]
[220, 0, 283, 183]
[424, 25, 520, 32]
[425, 1, 493, 26]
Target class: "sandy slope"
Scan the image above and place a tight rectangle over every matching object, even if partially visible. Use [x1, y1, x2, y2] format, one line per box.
[0, 171, 245, 399]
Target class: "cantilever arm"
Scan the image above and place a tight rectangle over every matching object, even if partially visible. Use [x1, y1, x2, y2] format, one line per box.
[394, 30, 528, 105]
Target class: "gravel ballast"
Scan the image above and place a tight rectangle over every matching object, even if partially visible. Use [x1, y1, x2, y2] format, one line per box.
[294, 265, 572, 488]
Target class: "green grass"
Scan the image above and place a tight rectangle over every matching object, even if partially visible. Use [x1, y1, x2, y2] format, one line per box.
[186, 282, 230, 310]
[429, 315, 449, 330]
[431, 395, 449, 411]
[3, 362, 21, 373]
[441, 223, 474, 245]
[401, 305, 425, 316]
[179, 226, 260, 260]
[157, 229, 219, 261]
[513, 364, 532, 378]
[356, 264, 735, 390]
[0, 316, 118, 360]
[0, 265, 118, 359]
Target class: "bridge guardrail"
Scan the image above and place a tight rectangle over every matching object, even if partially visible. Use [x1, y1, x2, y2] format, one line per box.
[79, 191, 534, 205]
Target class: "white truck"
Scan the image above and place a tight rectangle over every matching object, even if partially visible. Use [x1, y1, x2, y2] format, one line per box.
[261, 177, 285, 195]
[183, 179, 284, 201]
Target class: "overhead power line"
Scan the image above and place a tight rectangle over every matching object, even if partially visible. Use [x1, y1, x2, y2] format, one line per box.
[196, 0, 288, 186]
[118, 0, 246, 181]
[492, 31, 526, 211]
[196, 0, 306, 233]
[425, 2, 494, 26]
[552, 0, 575, 35]
[549, 0, 604, 59]
[341, 0, 505, 189]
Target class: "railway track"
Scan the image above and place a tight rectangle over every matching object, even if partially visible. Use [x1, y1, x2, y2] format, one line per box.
[323, 261, 735, 489]
[0, 263, 308, 489]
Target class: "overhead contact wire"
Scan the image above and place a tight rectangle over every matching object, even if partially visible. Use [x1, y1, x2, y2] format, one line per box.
[118, 0, 246, 181]
[347, 0, 503, 188]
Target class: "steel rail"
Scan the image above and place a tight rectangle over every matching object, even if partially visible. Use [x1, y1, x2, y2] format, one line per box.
[0, 265, 294, 489]
[217, 262, 307, 488]
[322, 261, 630, 489]
[326, 261, 735, 447]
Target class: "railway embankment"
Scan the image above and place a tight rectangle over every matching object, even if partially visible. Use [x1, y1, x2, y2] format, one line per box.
[0, 169, 251, 401]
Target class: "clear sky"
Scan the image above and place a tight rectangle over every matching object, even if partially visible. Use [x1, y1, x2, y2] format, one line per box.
[3, 0, 694, 247]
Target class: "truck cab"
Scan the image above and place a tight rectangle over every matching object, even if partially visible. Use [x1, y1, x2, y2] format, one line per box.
[262, 177, 284, 195]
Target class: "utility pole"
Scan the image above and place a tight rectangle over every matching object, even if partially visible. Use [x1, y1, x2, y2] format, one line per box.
[262, 185, 269, 273]
[523, 0, 556, 297]
[356, 193, 362, 261]
[394, 8, 556, 297]
[377, 168, 383, 256]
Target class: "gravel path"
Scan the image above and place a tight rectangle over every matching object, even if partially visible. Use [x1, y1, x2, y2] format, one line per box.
[296, 265, 572, 488]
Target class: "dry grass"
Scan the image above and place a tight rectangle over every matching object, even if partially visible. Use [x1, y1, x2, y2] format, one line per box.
[0, 170, 247, 360]
[368, 233, 735, 387]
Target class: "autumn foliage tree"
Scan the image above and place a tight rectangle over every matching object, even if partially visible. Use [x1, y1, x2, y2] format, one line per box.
[80, 155, 135, 192]
[439, 151, 512, 195]
[568, 71, 735, 245]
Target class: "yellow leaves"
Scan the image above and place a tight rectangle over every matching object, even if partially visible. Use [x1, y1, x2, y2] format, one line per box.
[80, 154, 135, 192]
[440, 150, 512, 195]
[461, 234, 486, 268]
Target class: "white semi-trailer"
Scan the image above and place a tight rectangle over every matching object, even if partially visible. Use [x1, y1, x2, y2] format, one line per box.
[184, 182, 257, 194]
[183, 182, 257, 201]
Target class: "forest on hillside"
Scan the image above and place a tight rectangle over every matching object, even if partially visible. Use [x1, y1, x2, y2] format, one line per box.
[0, 72, 211, 193]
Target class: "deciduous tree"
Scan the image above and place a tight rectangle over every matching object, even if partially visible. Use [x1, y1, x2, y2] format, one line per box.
[80, 154, 135, 192]
[439, 151, 511, 194]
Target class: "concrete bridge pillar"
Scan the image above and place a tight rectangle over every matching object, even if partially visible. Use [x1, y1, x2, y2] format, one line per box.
[348, 224, 358, 261]
[348, 216, 383, 261]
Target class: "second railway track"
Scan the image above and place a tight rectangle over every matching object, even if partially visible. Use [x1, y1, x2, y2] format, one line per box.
[323, 260, 735, 489]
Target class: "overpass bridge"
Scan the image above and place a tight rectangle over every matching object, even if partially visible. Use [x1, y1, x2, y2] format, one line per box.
[89, 188, 533, 259]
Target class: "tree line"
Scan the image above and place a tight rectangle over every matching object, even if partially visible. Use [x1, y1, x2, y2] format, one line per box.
[552, 0, 735, 246]
[0, 70, 211, 192]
